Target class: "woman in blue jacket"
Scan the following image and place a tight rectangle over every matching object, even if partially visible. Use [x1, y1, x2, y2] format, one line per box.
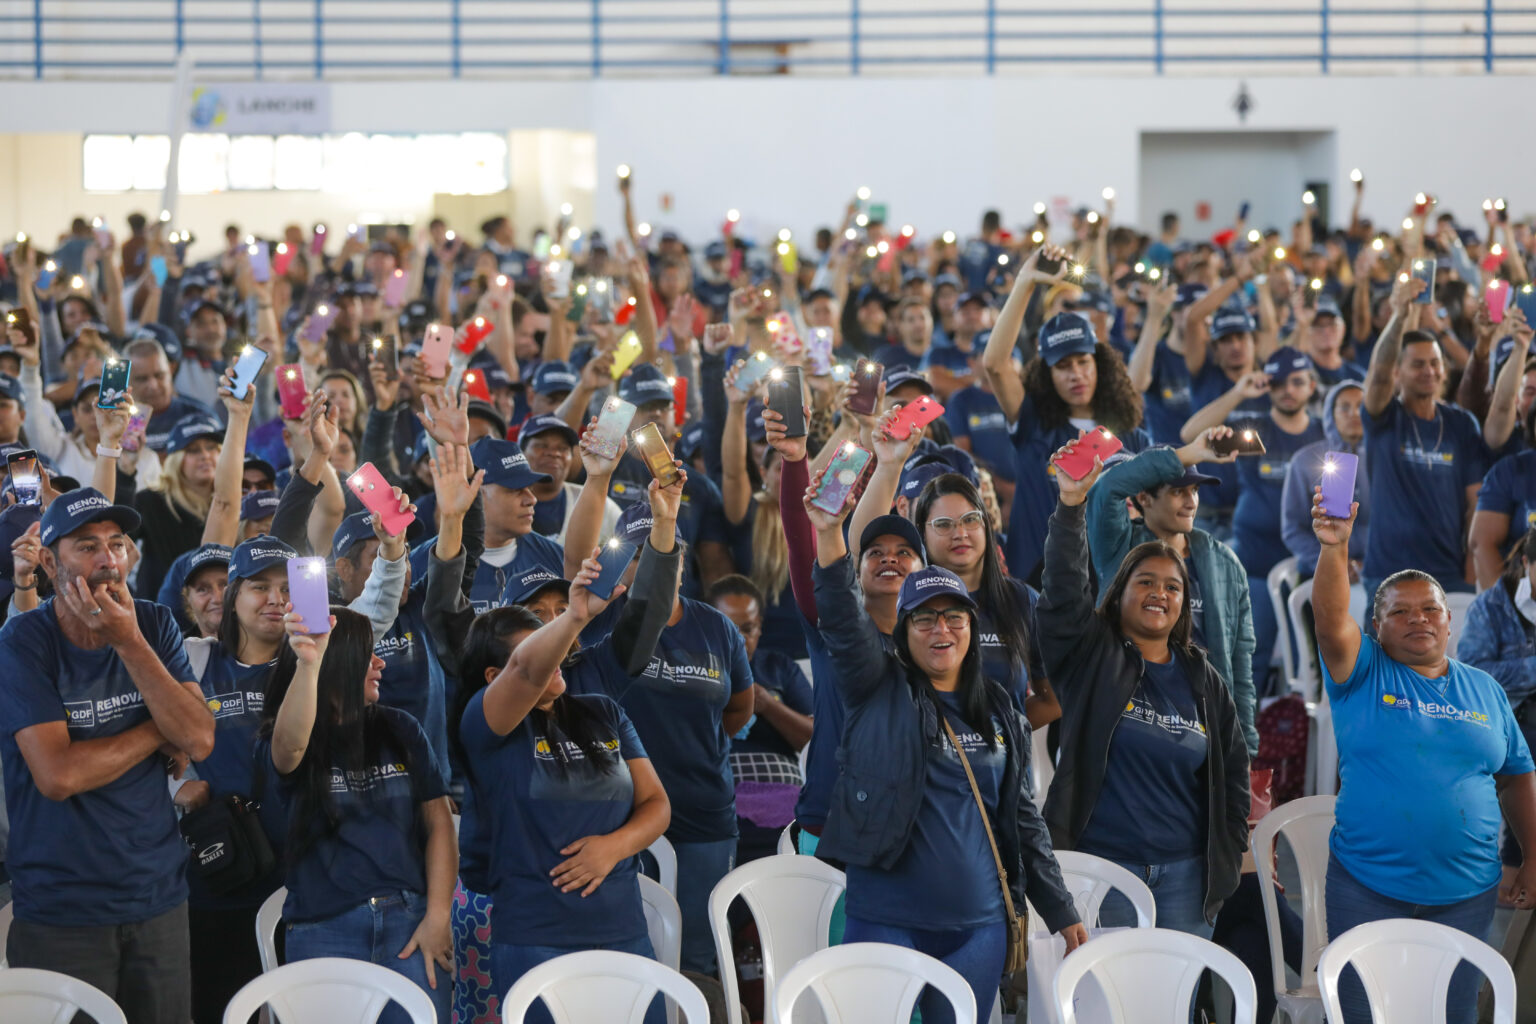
[804, 470, 1085, 1024]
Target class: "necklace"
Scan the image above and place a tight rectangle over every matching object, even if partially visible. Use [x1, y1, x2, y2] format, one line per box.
[1406, 404, 1444, 460]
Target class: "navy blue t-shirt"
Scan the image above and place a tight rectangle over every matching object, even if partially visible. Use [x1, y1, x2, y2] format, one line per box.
[1229, 412, 1325, 577]
[734, 649, 814, 762]
[1076, 653, 1208, 863]
[1142, 343, 1194, 446]
[376, 586, 451, 785]
[273, 705, 448, 922]
[1477, 450, 1536, 558]
[468, 531, 564, 613]
[946, 386, 1014, 482]
[532, 489, 568, 540]
[1363, 399, 1489, 584]
[146, 395, 218, 452]
[1191, 362, 1267, 514]
[959, 239, 1006, 293]
[846, 691, 1007, 929]
[1185, 557, 1208, 649]
[871, 342, 923, 373]
[975, 578, 1047, 715]
[0, 600, 195, 925]
[459, 690, 649, 946]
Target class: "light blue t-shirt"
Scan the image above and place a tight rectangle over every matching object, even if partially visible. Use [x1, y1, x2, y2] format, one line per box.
[1325, 634, 1534, 904]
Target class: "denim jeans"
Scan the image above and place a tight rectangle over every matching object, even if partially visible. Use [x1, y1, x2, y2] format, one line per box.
[1326, 853, 1496, 1024]
[1095, 854, 1213, 939]
[671, 837, 736, 975]
[842, 916, 1006, 1024]
[493, 933, 664, 1024]
[285, 890, 451, 1024]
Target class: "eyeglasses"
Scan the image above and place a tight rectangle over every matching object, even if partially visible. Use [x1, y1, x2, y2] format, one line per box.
[927, 510, 986, 536]
[909, 608, 970, 632]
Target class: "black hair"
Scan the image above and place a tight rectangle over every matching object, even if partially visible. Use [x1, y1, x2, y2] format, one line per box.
[1098, 540, 1195, 653]
[893, 604, 995, 750]
[1398, 329, 1441, 359]
[706, 573, 764, 608]
[911, 474, 1031, 680]
[1023, 342, 1144, 436]
[216, 576, 245, 654]
[1372, 569, 1446, 623]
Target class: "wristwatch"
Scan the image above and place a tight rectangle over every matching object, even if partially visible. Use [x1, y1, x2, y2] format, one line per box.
[96, 444, 124, 459]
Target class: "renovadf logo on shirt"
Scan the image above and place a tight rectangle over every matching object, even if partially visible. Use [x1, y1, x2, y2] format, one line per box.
[1381, 692, 1491, 726]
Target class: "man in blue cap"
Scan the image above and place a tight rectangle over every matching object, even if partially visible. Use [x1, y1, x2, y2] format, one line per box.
[466, 436, 563, 613]
[177, 298, 228, 412]
[125, 335, 216, 452]
[520, 413, 620, 546]
[1293, 292, 1366, 394]
[923, 291, 987, 401]
[694, 240, 733, 315]
[527, 360, 579, 420]
[0, 486, 214, 1020]
[240, 489, 280, 540]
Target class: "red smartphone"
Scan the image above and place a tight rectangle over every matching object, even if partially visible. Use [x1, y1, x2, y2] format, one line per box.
[669, 375, 688, 426]
[273, 242, 295, 277]
[461, 368, 492, 403]
[1052, 426, 1124, 480]
[420, 323, 454, 379]
[882, 395, 945, 440]
[456, 316, 494, 355]
[1488, 279, 1513, 324]
[811, 442, 873, 515]
[346, 462, 416, 537]
[276, 364, 309, 420]
[846, 358, 884, 416]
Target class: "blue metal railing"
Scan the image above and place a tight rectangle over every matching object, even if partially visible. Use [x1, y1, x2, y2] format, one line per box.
[3, 1, 1536, 80]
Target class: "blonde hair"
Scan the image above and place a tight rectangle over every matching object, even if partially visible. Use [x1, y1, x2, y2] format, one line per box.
[749, 490, 789, 606]
[151, 449, 214, 522]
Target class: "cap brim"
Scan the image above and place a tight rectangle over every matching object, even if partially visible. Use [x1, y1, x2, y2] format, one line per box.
[75, 504, 143, 540]
[509, 577, 572, 605]
[521, 424, 579, 446]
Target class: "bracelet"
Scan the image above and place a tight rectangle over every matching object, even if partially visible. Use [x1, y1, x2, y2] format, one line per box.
[13, 579, 36, 591]
[96, 444, 123, 459]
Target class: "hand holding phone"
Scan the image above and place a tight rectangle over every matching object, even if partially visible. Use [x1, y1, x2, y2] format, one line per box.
[734, 351, 778, 395]
[1318, 451, 1359, 519]
[98, 357, 132, 409]
[1410, 259, 1435, 305]
[276, 364, 310, 420]
[419, 323, 454, 379]
[1211, 426, 1268, 457]
[286, 557, 333, 635]
[610, 331, 644, 380]
[303, 304, 336, 344]
[882, 395, 945, 441]
[226, 345, 269, 401]
[1052, 426, 1123, 481]
[123, 405, 149, 452]
[631, 422, 681, 488]
[767, 366, 807, 439]
[370, 336, 398, 379]
[810, 442, 873, 515]
[346, 462, 416, 537]
[846, 358, 884, 416]
[586, 538, 638, 601]
[1488, 279, 1513, 324]
[247, 241, 272, 283]
[6, 449, 40, 506]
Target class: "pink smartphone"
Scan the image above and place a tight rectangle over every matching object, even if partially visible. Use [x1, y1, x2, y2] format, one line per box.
[1319, 451, 1358, 519]
[346, 462, 416, 536]
[310, 224, 326, 256]
[122, 405, 149, 452]
[882, 395, 945, 440]
[588, 396, 636, 460]
[273, 243, 295, 277]
[383, 268, 408, 307]
[1053, 426, 1124, 481]
[807, 327, 834, 375]
[811, 442, 873, 515]
[286, 557, 333, 635]
[1488, 279, 1513, 324]
[276, 364, 309, 420]
[420, 323, 454, 378]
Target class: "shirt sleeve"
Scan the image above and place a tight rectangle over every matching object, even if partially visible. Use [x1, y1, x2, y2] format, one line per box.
[1497, 697, 1536, 776]
[0, 617, 67, 734]
[777, 656, 815, 716]
[1477, 457, 1515, 515]
[612, 700, 647, 761]
[1322, 630, 1378, 702]
[691, 478, 731, 546]
[727, 620, 754, 695]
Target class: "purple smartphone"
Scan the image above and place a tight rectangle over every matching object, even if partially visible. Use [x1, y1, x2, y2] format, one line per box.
[811, 442, 872, 515]
[807, 327, 834, 376]
[248, 241, 272, 283]
[383, 268, 409, 307]
[1319, 451, 1359, 519]
[588, 538, 638, 600]
[286, 557, 332, 635]
[303, 303, 337, 343]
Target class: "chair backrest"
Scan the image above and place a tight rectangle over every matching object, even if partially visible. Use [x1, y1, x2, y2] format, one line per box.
[1446, 591, 1476, 657]
[639, 875, 682, 1024]
[0, 967, 127, 1024]
[1285, 578, 1320, 700]
[1251, 795, 1335, 999]
[777, 822, 798, 857]
[223, 957, 438, 1024]
[1053, 927, 1258, 1024]
[646, 835, 677, 897]
[708, 853, 847, 1024]
[772, 942, 976, 1024]
[500, 949, 709, 1024]
[1029, 850, 1156, 932]
[1319, 918, 1515, 1024]
[1268, 556, 1300, 685]
[255, 885, 286, 974]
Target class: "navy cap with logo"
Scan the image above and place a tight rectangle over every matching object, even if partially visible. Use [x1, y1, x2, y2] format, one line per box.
[72, 378, 101, 406]
[132, 322, 182, 365]
[530, 361, 580, 397]
[481, 362, 513, 391]
[230, 535, 299, 581]
[1174, 283, 1209, 310]
[899, 459, 950, 502]
[1263, 345, 1314, 380]
[615, 501, 655, 546]
[185, 543, 233, 578]
[0, 373, 22, 406]
[704, 240, 729, 261]
[330, 511, 380, 561]
[39, 486, 142, 546]
[240, 489, 280, 522]
[883, 368, 934, 396]
[1037, 312, 1098, 366]
[897, 565, 978, 616]
[182, 298, 225, 325]
[1313, 294, 1343, 320]
[466, 400, 508, 439]
[676, 422, 706, 462]
[858, 514, 926, 563]
[618, 364, 674, 407]
[1210, 307, 1257, 341]
[933, 443, 978, 483]
[470, 437, 551, 491]
[505, 566, 571, 607]
[166, 416, 225, 455]
[957, 291, 989, 309]
[519, 413, 579, 447]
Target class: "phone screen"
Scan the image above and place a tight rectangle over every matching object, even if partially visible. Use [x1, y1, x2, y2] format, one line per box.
[98, 357, 132, 409]
[6, 450, 39, 506]
[1212, 428, 1267, 456]
[1411, 260, 1435, 305]
[371, 336, 398, 379]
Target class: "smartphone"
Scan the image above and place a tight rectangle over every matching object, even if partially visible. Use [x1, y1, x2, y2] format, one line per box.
[1238, 201, 1252, 221]
[6, 449, 39, 506]
[1488, 279, 1514, 325]
[36, 260, 57, 291]
[370, 336, 398, 379]
[420, 323, 454, 379]
[286, 557, 333, 635]
[735, 351, 778, 394]
[248, 241, 271, 283]
[565, 283, 589, 323]
[383, 268, 409, 307]
[548, 260, 573, 299]
[347, 223, 366, 243]
[461, 368, 492, 403]
[883, 395, 945, 440]
[123, 404, 148, 452]
[610, 331, 644, 380]
[588, 537, 638, 601]
[1410, 259, 1435, 305]
[97, 357, 131, 409]
[631, 422, 681, 488]
[589, 278, 614, 320]
[92, 217, 111, 250]
[5, 307, 33, 340]
[227, 345, 268, 401]
[810, 442, 873, 515]
[807, 326, 834, 375]
[766, 312, 802, 353]
[533, 233, 553, 261]
[346, 462, 416, 537]
[303, 303, 336, 343]
[150, 255, 169, 287]
[1212, 427, 1268, 457]
[1035, 250, 1063, 276]
[273, 243, 294, 278]
[847, 357, 884, 416]
[588, 396, 637, 460]
[1053, 426, 1125, 480]
[1516, 283, 1536, 325]
[767, 366, 807, 438]
[670, 375, 688, 425]
[1319, 451, 1359, 519]
[276, 364, 310, 420]
[830, 363, 852, 384]
[310, 225, 326, 256]
[456, 316, 494, 356]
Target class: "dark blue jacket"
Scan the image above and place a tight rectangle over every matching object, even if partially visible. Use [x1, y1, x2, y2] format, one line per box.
[810, 555, 1080, 934]
[1458, 580, 1536, 754]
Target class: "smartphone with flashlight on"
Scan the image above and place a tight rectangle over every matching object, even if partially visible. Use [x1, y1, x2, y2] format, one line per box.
[733, 351, 779, 394]
[225, 345, 269, 401]
[98, 357, 131, 409]
[882, 395, 945, 440]
[811, 442, 873, 516]
[286, 557, 333, 635]
[346, 462, 416, 537]
[123, 405, 148, 452]
[766, 366, 807, 438]
[276, 364, 310, 420]
[630, 422, 681, 488]
[1212, 427, 1268, 457]
[587, 537, 638, 601]
[6, 449, 40, 506]
[370, 336, 398, 379]
[1052, 426, 1124, 480]
[1410, 259, 1435, 306]
[1318, 451, 1359, 519]
[588, 396, 637, 461]
[846, 357, 884, 416]
[247, 241, 271, 283]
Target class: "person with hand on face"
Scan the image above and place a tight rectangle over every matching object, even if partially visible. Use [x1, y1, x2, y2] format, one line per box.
[521, 413, 621, 546]
[0, 487, 215, 1023]
[805, 460, 1085, 1024]
[1038, 440, 1251, 941]
[263, 605, 457, 1024]
[1310, 491, 1536, 1024]
[1282, 380, 1370, 580]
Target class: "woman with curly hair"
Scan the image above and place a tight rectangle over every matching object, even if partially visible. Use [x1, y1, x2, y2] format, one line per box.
[983, 245, 1151, 581]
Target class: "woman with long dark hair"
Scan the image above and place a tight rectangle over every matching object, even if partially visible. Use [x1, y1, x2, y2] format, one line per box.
[804, 469, 1085, 1024]
[1036, 437, 1250, 938]
[264, 605, 457, 1024]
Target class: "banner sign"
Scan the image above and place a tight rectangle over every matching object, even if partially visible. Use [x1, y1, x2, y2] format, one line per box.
[188, 82, 332, 135]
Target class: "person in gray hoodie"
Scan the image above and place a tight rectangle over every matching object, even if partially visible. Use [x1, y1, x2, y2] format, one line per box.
[1281, 378, 1370, 579]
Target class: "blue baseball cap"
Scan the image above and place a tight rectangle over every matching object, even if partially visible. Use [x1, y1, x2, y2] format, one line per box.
[934, 273, 962, 291]
[933, 444, 977, 483]
[1068, 289, 1113, 315]
[470, 437, 551, 491]
[230, 535, 298, 580]
[883, 368, 934, 396]
[0, 373, 22, 405]
[1135, 446, 1222, 489]
[519, 413, 579, 447]
[530, 361, 580, 397]
[240, 489, 280, 522]
[481, 362, 513, 391]
[331, 511, 378, 561]
[184, 542, 233, 578]
[1210, 307, 1257, 341]
[618, 364, 674, 407]
[704, 240, 729, 261]
[166, 416, 225, 454]
[39, 486, 141, 546]
[897, 565, 977, 616]
[505, 566, 571, 607]
[957, 291, 989, 309]
[858, 514, 926, 562]
[676, 422, 705, 461]
[1174, 283, 1209, 310]
[132, 322, 182, 364]
[615, 500, 655, 546]
[899, 459, 950, 502]
[1313, 294, 1343, 320]
[1263, 345, 1314, 380]
[1037, 312, 1098, 366]
[466, 400, 508, 439]
[244, 455, 278, 484]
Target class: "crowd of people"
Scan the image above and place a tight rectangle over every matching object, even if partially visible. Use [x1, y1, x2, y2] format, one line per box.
[0, 168, 1533, 1024]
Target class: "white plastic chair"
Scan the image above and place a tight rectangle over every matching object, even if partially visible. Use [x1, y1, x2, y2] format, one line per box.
[639, 875, 682, 1024]
[1252, 796, 1336, 1024]
[1446, 591, 1476, 657]
[224, 957, 437, 1024]
[255, 885, 286, 973]
[1268, 556, 1300, 685]
[0, 967, 126, 1023]
[646, 835, 677, 897]
[500, 949, 708, 1024]
[1052, 927, 1258, 1024]
[777, 822, 798, 856]
[1030, 850, 1157, 933]
[709, 854, 846, 1024]
[1320, 918, 1515, 1024]
[0, 899, 12, 967]
[772, 942, 976, 1024]
[1286, 578, 1320, 700]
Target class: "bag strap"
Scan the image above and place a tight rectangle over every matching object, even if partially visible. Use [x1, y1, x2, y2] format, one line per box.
[938, 712, 1020, 925]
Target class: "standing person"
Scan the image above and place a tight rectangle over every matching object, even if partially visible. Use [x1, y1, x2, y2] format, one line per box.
[0, 487, 215, 1023]
[264, 606, 457, 1024]
[1310, 492, 1536, 1024]
[1037, 441, 1251, 937]
[805, 471, 1086, 1024]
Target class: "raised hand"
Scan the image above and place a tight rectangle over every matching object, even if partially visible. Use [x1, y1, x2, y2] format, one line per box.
[1049, 439, 1104, 506]
[368, 356, 400, 410]
[579, 418, 628, 478]
[430, 443, 484, 519]
[418, 387, 470, 447]
[802, 469, 850, 534]
[307, 391, 338, 458]
[701, 322, 734, 357]
[649, 464, 687, 522]
[1021, 244, 1070, 287]
[872, 405, 923, 462]
[762, 407, 806, 463]
[1310, 487, 1357, 548]
[567, 549, 626, 624]
[95, 389, 134, 450]
[1180, 425, 1237, 465]
[218, 370, 255, 423]
[284, 602, 334, 663]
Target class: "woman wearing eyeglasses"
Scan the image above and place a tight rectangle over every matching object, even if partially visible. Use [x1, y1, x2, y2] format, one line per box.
[803, 471, 1084, 1024]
